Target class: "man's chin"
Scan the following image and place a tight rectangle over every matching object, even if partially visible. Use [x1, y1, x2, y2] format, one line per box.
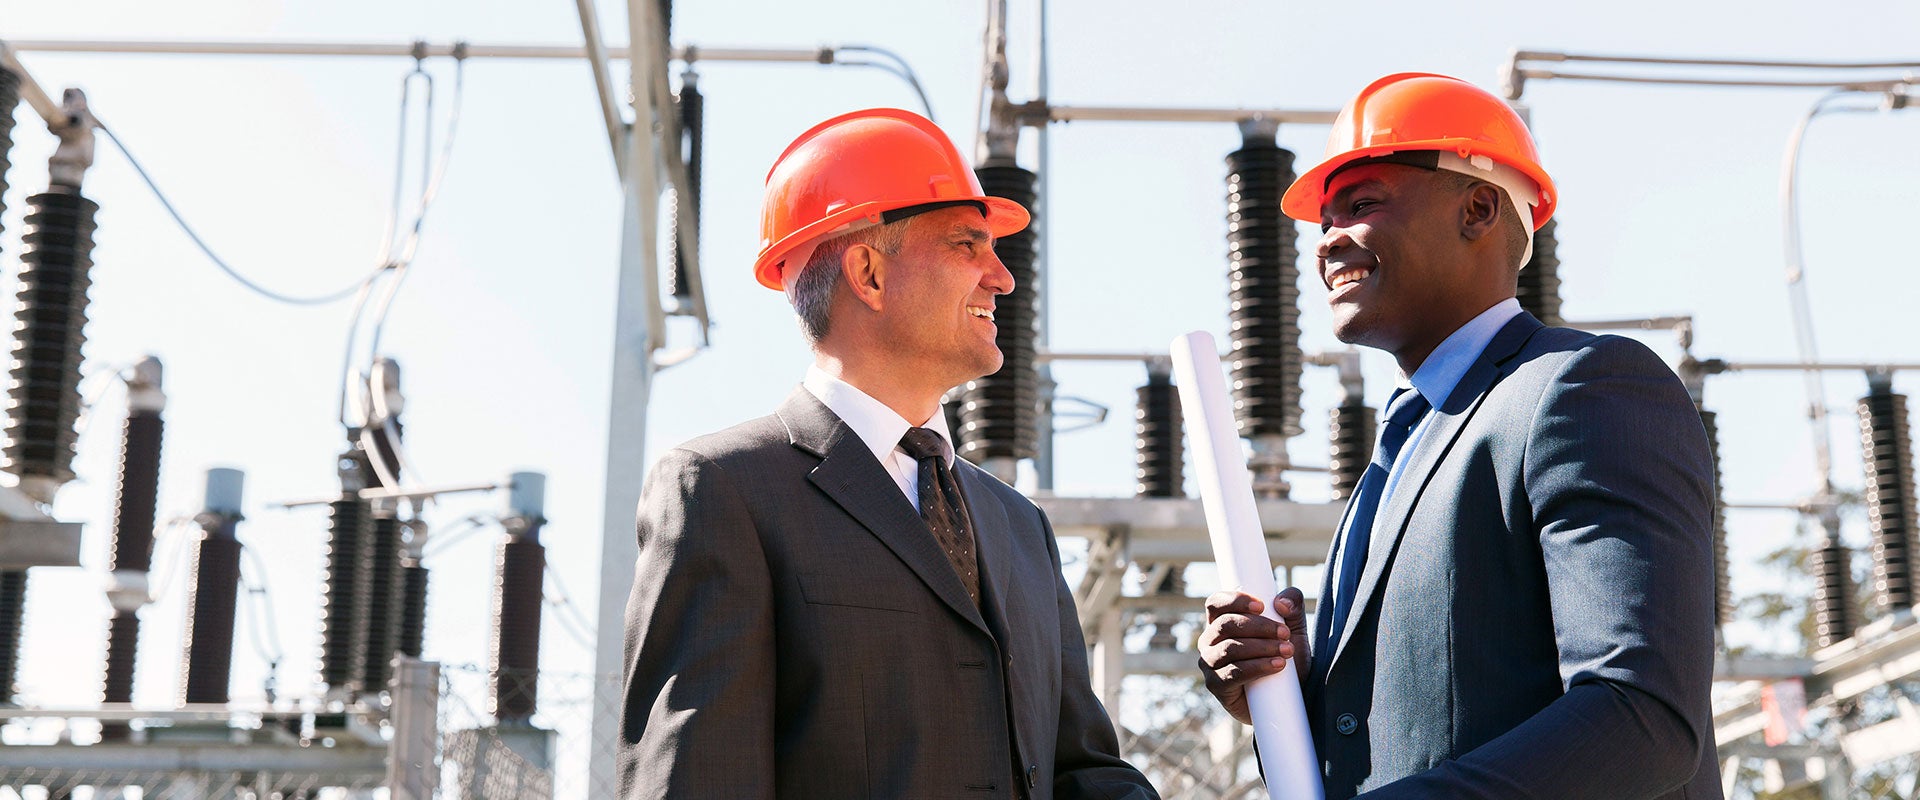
[1329, 311, 1367, 345]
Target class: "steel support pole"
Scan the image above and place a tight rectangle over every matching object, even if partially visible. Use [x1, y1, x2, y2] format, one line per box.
[588, 0, 669, 792]
[386, 657, 442, 800]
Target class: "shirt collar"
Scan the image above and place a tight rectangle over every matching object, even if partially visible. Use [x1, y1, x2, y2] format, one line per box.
[803, 365, 955, 467]
[1405, 298, 1524, 409]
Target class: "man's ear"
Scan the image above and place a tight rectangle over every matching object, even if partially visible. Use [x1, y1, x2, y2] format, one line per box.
[1460, 182, 1503, 244]
[843, 244, 886, 313]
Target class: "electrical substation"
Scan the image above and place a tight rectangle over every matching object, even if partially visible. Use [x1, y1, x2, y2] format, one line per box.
[0, 3, 1917, 798]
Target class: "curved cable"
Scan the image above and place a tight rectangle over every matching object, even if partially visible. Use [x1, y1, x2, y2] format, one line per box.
[238, 543, 287, 688]
[367, 366, 428, 485]
[543, 562, 600, 650]
[339, 53, 468, 437]
[1780, 90, 1887, 498]
[96, 123, 390, 306]
[336, 273, 391, 429]
[834, 45, 937, 121]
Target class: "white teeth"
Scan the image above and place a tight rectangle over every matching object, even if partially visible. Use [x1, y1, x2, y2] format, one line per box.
[1330, 269, 1374, 289]
[968, 306, 995, 320]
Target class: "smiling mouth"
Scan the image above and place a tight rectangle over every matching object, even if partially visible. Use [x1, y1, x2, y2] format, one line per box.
[1326, 267, 1374, 294]
[967, 306, 995, 321]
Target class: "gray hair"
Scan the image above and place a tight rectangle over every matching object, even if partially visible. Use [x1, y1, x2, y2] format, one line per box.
[785, 219, 912, 343]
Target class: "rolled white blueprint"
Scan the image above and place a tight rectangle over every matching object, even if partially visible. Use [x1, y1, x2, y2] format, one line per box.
[1170, 331, 1324, 800]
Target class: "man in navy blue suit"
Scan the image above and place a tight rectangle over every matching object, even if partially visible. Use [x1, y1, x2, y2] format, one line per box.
[1197, 73, 1722, 799]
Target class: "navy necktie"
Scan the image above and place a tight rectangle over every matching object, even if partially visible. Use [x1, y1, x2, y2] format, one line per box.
[1327, 388, 1431, 641]
[900, 427, 981, 606]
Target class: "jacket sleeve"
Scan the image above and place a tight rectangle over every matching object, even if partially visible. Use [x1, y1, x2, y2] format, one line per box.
[1045, 511, 1164, 800]
[1364, 337, 1718, 799]
[618, 448, 776, 799]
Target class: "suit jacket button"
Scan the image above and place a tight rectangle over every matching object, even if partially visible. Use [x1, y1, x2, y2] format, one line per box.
[1336, 713, 1359, 735]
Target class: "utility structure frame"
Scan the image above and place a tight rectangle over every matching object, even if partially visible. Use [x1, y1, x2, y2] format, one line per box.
[10, 18, 1920, 800]
[5, 17, 948, 793]
[1509, 51, 1920, 796]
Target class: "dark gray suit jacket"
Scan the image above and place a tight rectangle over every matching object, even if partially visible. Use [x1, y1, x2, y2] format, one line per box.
[1306, 313, 1722, 799]
[619, 389, 1157, 799]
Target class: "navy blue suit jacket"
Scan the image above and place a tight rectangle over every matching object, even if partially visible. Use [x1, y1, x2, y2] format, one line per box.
[1305, 312, 1723, 799]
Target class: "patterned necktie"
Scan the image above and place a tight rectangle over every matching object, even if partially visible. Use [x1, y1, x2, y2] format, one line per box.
[1327, 387, 1431, 640]
[899, 427, 981, 606]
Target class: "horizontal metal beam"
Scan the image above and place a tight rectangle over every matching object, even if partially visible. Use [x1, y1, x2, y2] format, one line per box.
[1715, 617, 1920, 745]
[1512, 67, 1912, 94]
[0, 40, 71, 128]
[1566, 315, 1692, 333]
[1125, 649, 1202, 675]
[1809, 614, 1920, 702]
[1042, 104, 1339, 126]
[1036, 495, 1340, 566]
[1, 37, 830, 63]
[1513, 50, 1920, 71]
[1715, 654, 1815, 682]
[276, 479, 502, 508]
[1115, 593, 1319, 616]
[1841, 704, 1920, 767]
[1037, 348, 1354, 366]
[0, 704, 298, 723]
[0, 741, 385, 774]
[1708, 360, 1920, 373]
[0, 520, 85, 569]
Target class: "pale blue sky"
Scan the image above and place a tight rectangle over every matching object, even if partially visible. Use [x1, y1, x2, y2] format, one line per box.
[1, 0, 1916, 747]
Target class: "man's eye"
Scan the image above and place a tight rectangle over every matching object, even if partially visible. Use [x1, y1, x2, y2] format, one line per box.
[1352, 199, 1378, 213]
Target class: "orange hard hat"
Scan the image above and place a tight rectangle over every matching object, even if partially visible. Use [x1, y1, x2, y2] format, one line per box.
[754, 108, 1031, 290]
[1282, 73, 1556, 231]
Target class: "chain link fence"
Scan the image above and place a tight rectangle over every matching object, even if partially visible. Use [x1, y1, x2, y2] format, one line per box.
[1115, 674, 1267, 799]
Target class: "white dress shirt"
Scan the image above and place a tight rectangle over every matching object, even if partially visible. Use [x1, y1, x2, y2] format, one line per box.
[803, 365, 956, 514]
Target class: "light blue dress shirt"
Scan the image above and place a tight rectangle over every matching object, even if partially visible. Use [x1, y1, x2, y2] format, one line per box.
[1365, 297, 1524, 563]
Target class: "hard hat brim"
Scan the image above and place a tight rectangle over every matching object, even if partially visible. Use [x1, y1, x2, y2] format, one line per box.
[754, 195, 1029, 290]
[1282, 138, 1557, 231]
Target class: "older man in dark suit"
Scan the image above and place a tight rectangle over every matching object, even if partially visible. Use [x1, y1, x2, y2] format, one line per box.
[618, 108, 1157, 799]
[1198, 74, 1722, 798]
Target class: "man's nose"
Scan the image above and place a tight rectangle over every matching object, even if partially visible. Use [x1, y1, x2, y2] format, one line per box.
[983, 250, 1015, 295]
[1316, 226, 1354, 260]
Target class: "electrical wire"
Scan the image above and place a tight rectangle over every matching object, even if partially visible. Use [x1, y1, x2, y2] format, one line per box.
[367, 54, 468, 359]
[542, 562, 599, 651]
[338, 53, 468, 459]
[363, 364, 428, 486]
[96, 123, 391, 306]
[834, 45, 936, 121]
[69, 361, 134, 450]
[420, 513, 498, 560]
[238, 543, 286, 664]
[142, 517, 203, 604]
[236, 543, 286, 699]
[1779, 90, 1894, 500]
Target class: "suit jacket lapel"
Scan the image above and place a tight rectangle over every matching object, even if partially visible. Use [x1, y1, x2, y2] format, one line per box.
[778, 388, 990, 633]
[1326, 313, 1546, 673]
[954, 464, 1016, 644]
